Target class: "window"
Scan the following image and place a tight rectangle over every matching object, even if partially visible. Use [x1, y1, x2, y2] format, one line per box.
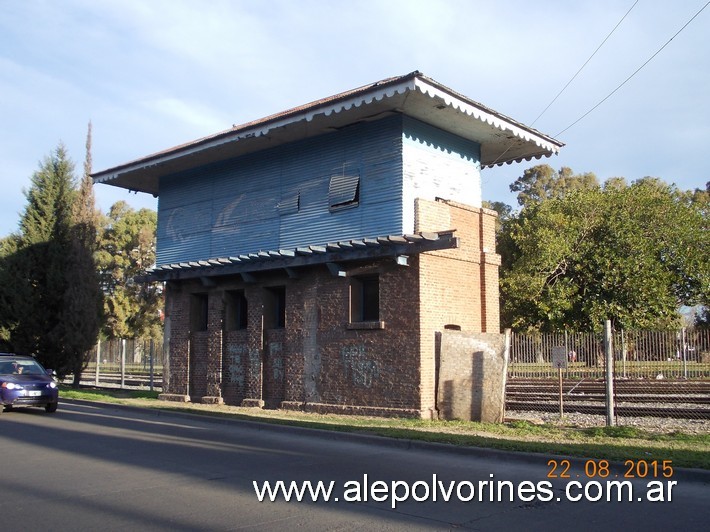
[225, 290, 248, 330]
[328, 173, 360, 211]
[350, 275, 379, 322]
[265, 286, 286, 329]
[190, 293, 209, 332]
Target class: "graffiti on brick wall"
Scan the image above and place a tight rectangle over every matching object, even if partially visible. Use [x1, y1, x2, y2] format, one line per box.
[249, 347, 261, 376]
[269, 342, 284, 382]
[340, 344, 379, 388]
[226, 344, 247, 387]
[226, 344, 263, 387]
[272, 357, 284, 382]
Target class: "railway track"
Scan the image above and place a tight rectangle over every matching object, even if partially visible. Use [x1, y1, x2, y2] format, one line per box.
[505, 378, 710, 419]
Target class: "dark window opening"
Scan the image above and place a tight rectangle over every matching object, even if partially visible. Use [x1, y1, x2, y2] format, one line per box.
[190, 293, 209, 332]
[225, 290, 248, 330]
[329, 173, 360, 211]
[265, 286, 286, 329]
[351, 275, 379, 322]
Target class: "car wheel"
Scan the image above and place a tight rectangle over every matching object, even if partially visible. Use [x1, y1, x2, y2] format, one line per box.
[45, 402, 58, 413]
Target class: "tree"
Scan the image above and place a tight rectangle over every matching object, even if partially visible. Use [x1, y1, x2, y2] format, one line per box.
[61, 123, 104, 385]
[482, 200, 513, 234]
[0, 138, 104, 380]
[688, 182, 710, 328]
[509, 164, 599, 207]
[500, 178, 709, 332]
[0, 235, 21, 351]
[6, 144, 78, 375]
[97, 202, 161, 340]
[602, 177, 627, 191]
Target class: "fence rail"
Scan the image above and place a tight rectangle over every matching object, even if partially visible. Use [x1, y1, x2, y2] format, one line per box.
[65, 338, 165, 391]
[68, 330, 710, 428]
[507, 328, 710, 424]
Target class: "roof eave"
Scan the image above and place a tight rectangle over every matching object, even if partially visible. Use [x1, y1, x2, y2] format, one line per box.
[93, 72, 563, 196]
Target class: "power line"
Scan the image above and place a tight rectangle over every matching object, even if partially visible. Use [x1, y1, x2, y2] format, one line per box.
[486, 1, 639, 169]
[555, 1, 710, 137]
[530, 0, 639, 128]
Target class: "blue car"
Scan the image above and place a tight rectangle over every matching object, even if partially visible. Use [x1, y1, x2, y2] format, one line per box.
[0, 353, 59, 414]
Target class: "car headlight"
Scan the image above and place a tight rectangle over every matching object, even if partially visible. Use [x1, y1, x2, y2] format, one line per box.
[49, 382, 57, 389]
[1, 382, 19, 390]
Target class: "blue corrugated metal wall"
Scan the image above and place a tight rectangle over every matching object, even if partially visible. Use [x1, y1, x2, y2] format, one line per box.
[156, 114, 484, 265]
[156, 116, 405, 264]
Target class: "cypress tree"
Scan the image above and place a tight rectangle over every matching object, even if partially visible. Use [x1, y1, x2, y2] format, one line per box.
[62, 123, 104, 385]
[8, 139, 103, 379]
[10, 143, 76, 373]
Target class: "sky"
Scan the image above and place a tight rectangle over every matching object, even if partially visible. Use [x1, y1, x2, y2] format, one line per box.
[1, 0, 708, 237]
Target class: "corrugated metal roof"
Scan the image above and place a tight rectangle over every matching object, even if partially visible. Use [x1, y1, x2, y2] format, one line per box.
[93, 71, 563, 196]
[138, 230, 459, 283]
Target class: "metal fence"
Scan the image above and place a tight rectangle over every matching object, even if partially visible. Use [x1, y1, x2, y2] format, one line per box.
[71, 338, 165, 391]
[506, 328, 710, 425]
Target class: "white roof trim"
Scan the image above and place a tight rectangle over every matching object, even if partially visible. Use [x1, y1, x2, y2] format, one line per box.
[93, 72, 563, 194]
[412, 78, 560, 160]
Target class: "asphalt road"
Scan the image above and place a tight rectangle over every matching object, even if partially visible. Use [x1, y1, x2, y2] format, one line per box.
[0, 401, 707, 531]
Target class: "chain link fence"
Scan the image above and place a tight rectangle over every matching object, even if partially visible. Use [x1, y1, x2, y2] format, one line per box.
[506, 328, 710, 426]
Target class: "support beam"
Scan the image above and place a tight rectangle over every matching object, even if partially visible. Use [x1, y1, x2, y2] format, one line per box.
[395, 255, 409, 266]
[326, 262, 347, 277]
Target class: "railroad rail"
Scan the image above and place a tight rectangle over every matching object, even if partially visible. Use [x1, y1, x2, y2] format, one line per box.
[505, 378, 710, 419]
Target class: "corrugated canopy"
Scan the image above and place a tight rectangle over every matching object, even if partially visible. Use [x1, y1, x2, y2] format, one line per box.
[138, 230, 460, 283]
[93, 71, 563, 196]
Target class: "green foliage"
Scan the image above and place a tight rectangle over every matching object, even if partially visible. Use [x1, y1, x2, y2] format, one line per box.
[0, 136, 104, 380]
[96, 201, 161, 339]
[482, 200, 513, 233]
[1, 145, 78, 374]
[62, 124, 104, 385]
[1, 135, 161, 376]
[509, 164, 599, 207]
[500, 175, 709, 331]
[0, 236, 20, 351]
[59, 385, 160, 401]
[581, 426, 645, 439]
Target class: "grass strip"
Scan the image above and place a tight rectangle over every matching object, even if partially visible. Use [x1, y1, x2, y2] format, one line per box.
[59, 386, 709, 470]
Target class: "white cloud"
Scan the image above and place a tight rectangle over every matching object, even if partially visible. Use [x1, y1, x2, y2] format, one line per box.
[0, 0, 707, 236]
[144, 96, 228, 133]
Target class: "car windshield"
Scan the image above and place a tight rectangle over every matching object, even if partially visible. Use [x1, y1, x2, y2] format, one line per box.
[0, 359, 46, 375]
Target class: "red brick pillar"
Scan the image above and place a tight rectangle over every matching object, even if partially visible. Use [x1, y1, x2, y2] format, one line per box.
[201, 291, 225, 404]
[241, 287, 265, 408]
[479, 207, 501, 333]
[159, 282, 191, 402]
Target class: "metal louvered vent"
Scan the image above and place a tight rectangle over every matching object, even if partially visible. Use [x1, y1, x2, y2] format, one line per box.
[328, 173, 360, 211]
[277, 192, 300, 215]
